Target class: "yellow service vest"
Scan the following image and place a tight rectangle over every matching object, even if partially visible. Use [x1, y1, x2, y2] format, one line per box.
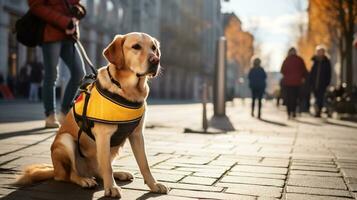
[73, 82, 145, 146]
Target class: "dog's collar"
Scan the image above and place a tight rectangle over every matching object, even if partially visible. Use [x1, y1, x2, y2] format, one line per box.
[107, 66, 121, 88]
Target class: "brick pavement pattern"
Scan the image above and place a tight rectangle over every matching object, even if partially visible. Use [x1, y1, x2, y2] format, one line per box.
[0, 101, 357, 200]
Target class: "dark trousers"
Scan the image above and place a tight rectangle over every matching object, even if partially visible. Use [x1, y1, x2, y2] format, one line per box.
[285, 86, 299, 117]
[313, 88, 326, 114]
[251, 89, 263, 117]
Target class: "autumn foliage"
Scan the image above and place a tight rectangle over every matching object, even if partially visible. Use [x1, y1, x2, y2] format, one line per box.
[297, 0, 357, 87]
[224, 13, 254, 75]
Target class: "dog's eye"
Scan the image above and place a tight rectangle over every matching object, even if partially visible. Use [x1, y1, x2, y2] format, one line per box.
[132, 44, 141, 50]
[151, 45, 157, 51]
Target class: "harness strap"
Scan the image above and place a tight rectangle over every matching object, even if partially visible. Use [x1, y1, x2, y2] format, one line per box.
[77, 88, 92, 158]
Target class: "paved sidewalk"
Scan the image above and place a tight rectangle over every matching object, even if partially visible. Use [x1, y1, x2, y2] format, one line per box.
[0, 100, 357, 199]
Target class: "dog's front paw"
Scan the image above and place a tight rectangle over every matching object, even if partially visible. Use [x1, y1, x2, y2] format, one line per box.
[104, 186, 122, 198]
[148, 182, 170, 194]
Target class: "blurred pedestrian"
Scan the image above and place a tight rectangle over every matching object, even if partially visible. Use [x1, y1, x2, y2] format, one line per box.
[309, 45, 331, 117]
[281, 47, 307, 119]
[248, 57, 267, 119]
[276, 78, 285, 107]
[298, 74, 311, 113]
[28, 61, 43, 102]
[28, 0, 86, 128]
[18, 64, 31, 98]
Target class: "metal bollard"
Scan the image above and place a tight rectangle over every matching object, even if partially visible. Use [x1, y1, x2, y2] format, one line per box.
[202, 82, 208, 132]
[213, 37, 227, 116]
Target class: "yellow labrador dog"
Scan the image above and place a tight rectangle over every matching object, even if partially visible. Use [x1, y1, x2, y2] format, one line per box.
[16, 32, 169, 198]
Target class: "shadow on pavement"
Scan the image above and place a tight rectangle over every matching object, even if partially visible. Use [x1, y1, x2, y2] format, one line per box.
[2, 180, 97, 200]
[0, 127, 53, 140]
[135, 192, 164, 200]
[258, 118, 288, 127]
[294, 119, 321, 126]
[325, 120, 357, 129]
[2, 179, 160, 200]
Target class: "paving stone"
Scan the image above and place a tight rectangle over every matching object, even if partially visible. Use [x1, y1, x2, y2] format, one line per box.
[287, 186, 351, 197]
[347, 183, 357, 191]
[180, 176, 217, 186]
[175, 167, 227, 174]
[257, 197, 279, 200]
[341, 168, 357, 178]
[345, 177, 357, 184]
[121, 178, 223, 192]
[231, 165, 288, 175]
[192, 172, 222, 178]
[217, 183, 282, 198]
[285, 193, 352, 200]
[135, 173, 185, 183]
[208, 160, 237, 167]
[220, 176, 285, 187]
[290, 170, 341, 177]
[292, 162, 336, 168]
[170, 189, 255, 200]
[290, 165, 338, 172]
[288, 175, 347, 189]
[227, 171, 286, 179]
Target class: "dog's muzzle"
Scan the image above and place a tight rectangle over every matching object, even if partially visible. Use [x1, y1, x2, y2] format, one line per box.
[136, 56, 160, 77]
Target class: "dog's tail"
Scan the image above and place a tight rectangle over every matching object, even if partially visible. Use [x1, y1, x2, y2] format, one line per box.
[14, 164, 54, 185]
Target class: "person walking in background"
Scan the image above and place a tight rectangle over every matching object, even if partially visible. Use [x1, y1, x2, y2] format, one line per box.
[309, 45, 331, 118]
[28, 61, 43, 102]
[281, 47, 307, 119]
[28, 0, 86, 128]
[248, 57, 267, 119]
[18, 64, 31, 98]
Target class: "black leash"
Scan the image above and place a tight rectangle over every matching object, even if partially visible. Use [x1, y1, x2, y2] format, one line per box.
[72, 35, 98, 76]
[63, 0, 97, 158]
[72, 37, 96, 158]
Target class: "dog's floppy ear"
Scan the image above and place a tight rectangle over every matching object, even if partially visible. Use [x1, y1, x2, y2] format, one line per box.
[103, 35, 125, 67]
[153, 37, 161, 57]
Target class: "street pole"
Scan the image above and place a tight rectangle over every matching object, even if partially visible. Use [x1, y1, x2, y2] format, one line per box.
[214, 37, 227, 117]
[202, 81, 208, 132]
[210, 36, 234, 131]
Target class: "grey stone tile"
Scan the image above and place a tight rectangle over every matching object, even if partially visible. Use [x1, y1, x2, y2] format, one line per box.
[192, 172, 222, 178]
[290, 170, 341, 177]
[290, 165, 338, 172]
[287, 186, 351, 197]
[170, 189, 255, 200]
[220, 176, 285, 187]
[217, 183, 282, 198]
[288, 175, 347, 190]
[231, 165, 288, 175]
[341, 168, 357, 178]
[227, 171, 286, 180]
[347, 183, 357, 192]
[285, 193, 352, 200]
[180, 176, 217, 186]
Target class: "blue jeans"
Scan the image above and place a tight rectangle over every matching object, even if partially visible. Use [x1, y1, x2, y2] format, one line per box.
[42, 40, 84, 116]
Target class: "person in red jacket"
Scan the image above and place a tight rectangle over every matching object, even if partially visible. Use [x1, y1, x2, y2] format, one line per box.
[281, 47, 308, 119]
[28, 0, 86, 128]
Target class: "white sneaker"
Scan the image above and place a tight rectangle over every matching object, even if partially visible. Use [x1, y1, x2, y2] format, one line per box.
[45, 114, 60, 128]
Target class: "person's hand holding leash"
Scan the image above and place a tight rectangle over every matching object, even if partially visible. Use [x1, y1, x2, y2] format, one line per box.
[65, 18, 79, 36]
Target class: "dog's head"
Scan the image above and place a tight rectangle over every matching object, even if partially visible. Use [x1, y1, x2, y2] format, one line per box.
[103, 32, 161, 77]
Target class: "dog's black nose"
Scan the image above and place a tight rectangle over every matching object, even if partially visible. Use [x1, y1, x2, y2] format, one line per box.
[149, 56, 160, 65]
